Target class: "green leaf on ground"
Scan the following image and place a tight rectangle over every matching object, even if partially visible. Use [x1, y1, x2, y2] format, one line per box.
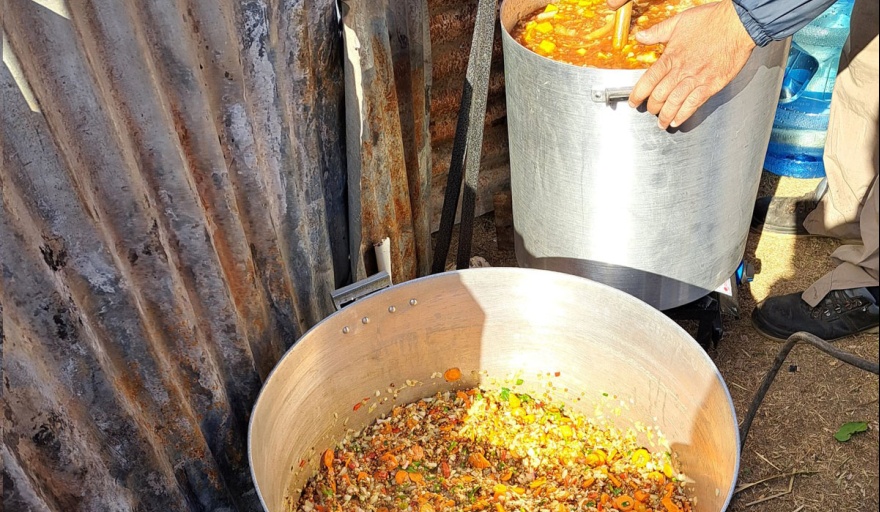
[834, 421, 868, 442]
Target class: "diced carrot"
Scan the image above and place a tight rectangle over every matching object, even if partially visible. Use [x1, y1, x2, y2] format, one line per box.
[608, 472, 622, 487]
[661, 496, 682, 512]
[394, 469, 410, 485]
[634, 489, 649, 502]
[529, 477, 547, 489]
[381, 452, 399, 470]
[661, 483, 682, 512]
[322, 449, 334, 470]
[444, 367, 462, 382]
[468, 452, 492, 469]
[614, 494, 635, 511]
[469, 499, 491, 510]
[409, 472, 427, 486]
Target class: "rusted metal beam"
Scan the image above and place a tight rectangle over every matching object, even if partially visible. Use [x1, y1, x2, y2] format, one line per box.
[341, 0, 434, 283]
[388, 0, 433, 278]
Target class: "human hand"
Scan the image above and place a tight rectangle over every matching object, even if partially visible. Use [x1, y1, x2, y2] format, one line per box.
[606, 0, 629, 9]
[628, 0, 756, 129]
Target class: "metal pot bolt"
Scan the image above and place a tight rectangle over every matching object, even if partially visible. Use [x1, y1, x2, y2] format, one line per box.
[341, 298, 416, 333]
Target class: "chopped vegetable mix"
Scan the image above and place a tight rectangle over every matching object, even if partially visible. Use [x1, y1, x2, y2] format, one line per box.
[511, 0, 707, 69]
[293, 384, 694, 511]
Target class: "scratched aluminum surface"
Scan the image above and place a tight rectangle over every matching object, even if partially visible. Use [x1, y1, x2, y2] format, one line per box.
[0, 0, 345, 509]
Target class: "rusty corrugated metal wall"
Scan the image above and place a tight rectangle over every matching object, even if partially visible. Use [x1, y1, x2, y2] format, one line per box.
[1, 0, 346, 509]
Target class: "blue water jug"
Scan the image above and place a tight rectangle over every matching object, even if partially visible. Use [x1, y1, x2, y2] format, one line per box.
[763, 0, 855, 178]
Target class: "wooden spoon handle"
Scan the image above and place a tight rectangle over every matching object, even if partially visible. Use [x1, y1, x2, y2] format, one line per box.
[612, 1, 633, 51]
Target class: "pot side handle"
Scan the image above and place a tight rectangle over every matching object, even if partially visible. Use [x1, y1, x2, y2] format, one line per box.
[591, 87, 634, 103]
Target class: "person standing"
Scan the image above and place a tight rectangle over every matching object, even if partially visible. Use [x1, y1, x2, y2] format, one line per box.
[605, 0, 879, 340]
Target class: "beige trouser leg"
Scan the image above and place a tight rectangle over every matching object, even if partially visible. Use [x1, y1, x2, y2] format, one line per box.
[801, 0, 879, 307]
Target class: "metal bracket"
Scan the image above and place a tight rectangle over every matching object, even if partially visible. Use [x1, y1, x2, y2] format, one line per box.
[591, 87, 633, 103]
[331, 271, 392, 310]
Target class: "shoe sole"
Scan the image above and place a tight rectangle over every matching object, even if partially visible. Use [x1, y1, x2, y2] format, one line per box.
[750, 317, 880, 342]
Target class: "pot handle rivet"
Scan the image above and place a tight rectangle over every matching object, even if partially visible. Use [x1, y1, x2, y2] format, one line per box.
[388, 306, 396, 313]
[409, 299, 418, 306]
[361, 317, 370, 324]
[342, 326, 350, 334]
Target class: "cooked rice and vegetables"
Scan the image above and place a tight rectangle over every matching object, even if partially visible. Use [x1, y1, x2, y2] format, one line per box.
[292, 377, 694, 512]
[511, 0, 708, 69]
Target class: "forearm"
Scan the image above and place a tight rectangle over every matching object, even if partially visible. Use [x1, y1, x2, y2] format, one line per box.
[733, 0, 840, 46]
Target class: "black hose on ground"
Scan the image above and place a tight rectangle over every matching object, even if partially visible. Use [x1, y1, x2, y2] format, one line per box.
[739, 331, 880, 450]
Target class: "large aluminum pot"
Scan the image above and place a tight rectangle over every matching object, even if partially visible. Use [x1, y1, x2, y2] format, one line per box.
[249, 268, 739, 511]
[501, 0, 790, 310]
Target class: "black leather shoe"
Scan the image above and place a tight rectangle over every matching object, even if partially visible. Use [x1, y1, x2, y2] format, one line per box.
[751, 287, 880, 342]
[750, 191, 819, 237]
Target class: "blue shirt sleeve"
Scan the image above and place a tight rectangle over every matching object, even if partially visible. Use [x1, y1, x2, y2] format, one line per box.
[732, 0, 840, 46]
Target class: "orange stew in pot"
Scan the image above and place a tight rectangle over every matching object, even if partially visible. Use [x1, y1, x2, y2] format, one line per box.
[511, 0, 707, 69]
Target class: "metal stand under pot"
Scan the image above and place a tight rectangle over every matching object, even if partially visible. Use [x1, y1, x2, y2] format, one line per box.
[664, 260, 755, 348]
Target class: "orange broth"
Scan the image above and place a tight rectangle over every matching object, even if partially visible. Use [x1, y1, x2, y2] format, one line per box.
[511, 0, 706, 69]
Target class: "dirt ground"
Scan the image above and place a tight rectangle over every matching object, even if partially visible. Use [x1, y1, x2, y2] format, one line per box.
[440, 172, 879, 511]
